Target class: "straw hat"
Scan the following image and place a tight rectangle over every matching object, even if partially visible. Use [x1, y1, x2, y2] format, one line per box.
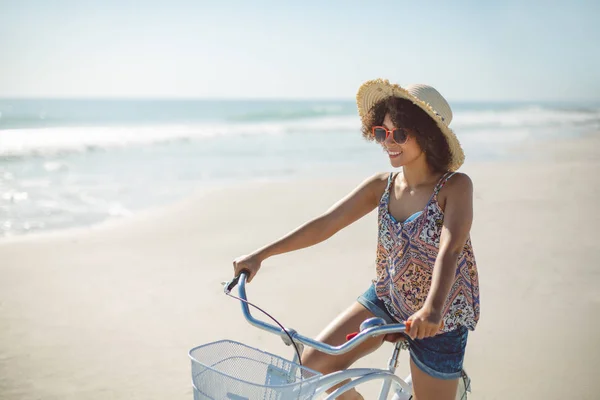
[356, 79, 465, 171]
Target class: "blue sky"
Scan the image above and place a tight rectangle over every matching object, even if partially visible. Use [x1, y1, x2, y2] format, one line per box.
[1, 0, 599, 101]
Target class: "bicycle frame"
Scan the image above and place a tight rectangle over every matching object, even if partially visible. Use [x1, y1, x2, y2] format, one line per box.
[231, 273, 415, 399]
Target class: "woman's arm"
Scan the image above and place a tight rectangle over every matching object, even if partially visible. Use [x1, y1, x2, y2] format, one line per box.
[425, 173, 473, 312]
[407, 172, 474, 338]
[255, 172, 388, 260]
[233, 173, 388, 281]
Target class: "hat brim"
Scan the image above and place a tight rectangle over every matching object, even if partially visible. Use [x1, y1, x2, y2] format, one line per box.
[356, 79, 465, 171]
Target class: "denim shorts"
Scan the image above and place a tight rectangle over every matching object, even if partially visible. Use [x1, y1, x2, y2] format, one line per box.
[357, 284, 468, 380]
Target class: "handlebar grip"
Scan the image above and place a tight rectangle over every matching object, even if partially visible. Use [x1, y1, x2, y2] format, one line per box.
[224, 270, 252, 294]
[238, 270, 250, 278]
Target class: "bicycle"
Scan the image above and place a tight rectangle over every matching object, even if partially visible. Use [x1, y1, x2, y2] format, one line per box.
[188, 272, 471, 399]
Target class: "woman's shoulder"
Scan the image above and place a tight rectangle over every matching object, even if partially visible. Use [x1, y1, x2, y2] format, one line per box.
[445, 171, 473, 191]
[371, 171, 394, 184]
[358, 171, 393, 186]
[437, 171, 473, 207]
[358, 172, 393, 204]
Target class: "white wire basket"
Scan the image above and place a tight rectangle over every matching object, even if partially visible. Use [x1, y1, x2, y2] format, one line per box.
[189, 340, 323, 400]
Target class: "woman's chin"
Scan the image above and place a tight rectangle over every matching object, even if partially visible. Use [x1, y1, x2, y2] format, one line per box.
[388, 158, 404, 168]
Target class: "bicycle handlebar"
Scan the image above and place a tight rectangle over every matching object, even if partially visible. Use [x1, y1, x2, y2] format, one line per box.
[225, 272, 410, 356]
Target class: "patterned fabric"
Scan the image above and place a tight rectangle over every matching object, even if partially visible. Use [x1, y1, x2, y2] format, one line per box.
[374, 172, 480, 333]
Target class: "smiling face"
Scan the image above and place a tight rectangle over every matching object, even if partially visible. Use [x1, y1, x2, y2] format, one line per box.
[381, 113, 425, 169]
[360, 97, 452, 172]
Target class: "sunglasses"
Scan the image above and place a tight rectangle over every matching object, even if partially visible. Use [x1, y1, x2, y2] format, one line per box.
[372, 126, 410, 144]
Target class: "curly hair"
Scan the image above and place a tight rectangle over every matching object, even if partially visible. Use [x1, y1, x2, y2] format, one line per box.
[360, 97, 451, 172]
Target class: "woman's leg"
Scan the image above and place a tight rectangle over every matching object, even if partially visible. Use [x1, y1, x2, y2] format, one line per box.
[409, 358, 459, 400]
[405, 325, 469, 400]
[301, 302, 385, 400]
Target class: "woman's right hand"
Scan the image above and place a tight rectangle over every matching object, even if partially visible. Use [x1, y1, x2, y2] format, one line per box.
[232, 252, 263, 283]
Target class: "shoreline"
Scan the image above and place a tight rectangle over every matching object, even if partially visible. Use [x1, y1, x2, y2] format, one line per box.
[0, 157, 517, 243]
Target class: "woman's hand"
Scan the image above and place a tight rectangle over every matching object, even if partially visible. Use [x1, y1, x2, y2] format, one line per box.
[406, 306, 443, 339]
[232, 253, 263, 283]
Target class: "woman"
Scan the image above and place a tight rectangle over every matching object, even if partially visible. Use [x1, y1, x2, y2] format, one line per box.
[233, 79, 480, 400]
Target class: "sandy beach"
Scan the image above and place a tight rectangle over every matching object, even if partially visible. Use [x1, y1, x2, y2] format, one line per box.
[1, 133, 599, 400]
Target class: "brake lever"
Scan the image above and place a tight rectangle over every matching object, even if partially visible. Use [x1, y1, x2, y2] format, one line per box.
[222, 270, 250, 295]
[222, 275, 240, 294]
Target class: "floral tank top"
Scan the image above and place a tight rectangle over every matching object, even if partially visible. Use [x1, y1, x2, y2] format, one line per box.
[374, 172, 480, 333]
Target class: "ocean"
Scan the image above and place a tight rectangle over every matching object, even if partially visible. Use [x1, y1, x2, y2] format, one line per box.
[1, 98, 599, 237]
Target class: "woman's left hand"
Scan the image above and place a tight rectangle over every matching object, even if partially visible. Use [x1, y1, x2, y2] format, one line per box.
[406, 306, 443, 339]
